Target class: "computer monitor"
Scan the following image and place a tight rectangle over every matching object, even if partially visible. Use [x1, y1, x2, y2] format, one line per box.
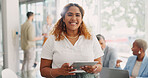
[100, 67, 130, 78]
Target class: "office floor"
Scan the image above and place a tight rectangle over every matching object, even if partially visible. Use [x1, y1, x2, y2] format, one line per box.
[18, 47, 43, 78]
[0, 47, 44, 78]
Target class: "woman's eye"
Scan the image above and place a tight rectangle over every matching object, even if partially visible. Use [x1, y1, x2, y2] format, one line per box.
[76, 15, 80, 17]
[68, 14, 72, 16]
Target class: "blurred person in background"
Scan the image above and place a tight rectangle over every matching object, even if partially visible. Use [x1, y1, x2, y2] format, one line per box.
[21, 12, 42, 78]
[40, 3, 104, 78]
[96, 34, 117, 68]
[42, 15, 53, 45]
[116, 39, 148, 78]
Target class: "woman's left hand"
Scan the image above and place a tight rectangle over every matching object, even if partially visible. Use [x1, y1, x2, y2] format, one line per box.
[80, 64, 100, 73]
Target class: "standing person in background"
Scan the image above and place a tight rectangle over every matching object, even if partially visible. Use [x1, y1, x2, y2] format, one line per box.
[42, 15, 53, 45]
[116, 39, 148, 78]
[40, 3, 104, 78]
[21, 12, 42, 78]
[96, 34, 117, 68]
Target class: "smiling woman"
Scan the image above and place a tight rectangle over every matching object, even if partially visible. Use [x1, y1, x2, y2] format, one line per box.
[116, 39, 148, 78]
[40, 3, 104, 78]
[52, 3, 91, 41]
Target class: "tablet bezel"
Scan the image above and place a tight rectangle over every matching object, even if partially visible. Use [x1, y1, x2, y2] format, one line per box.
[71, 61, 98, 70]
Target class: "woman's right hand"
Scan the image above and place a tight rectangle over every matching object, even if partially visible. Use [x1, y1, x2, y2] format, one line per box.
[116, 59, 122, 67]
[58, 63, 76, 76]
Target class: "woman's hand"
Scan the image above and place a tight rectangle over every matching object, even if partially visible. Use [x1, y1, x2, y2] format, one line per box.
[130, 76, 134, 78]
[58, 63, 76, 76]
[80, 64, 100, 74]
[116, 59, 122, 67]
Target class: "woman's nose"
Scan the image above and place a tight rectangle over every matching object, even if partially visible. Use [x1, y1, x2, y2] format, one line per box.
[71, 15, 76, 20]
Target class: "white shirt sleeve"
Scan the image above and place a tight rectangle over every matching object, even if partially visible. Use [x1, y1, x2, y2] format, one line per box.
[93, 35, 104, 59]
[41, 35, 54, 60]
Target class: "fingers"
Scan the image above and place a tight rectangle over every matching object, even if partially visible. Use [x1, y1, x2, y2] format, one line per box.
[62, 63, 70, 68]
[60, 63, 76, 76]
[67, 67, 77, 72]
[61, 71, 75, 76]
[81, 65, 97, 73]
[117, 60, 122, 63]
[67, 73, 75, 75]
[62, 63, 76, 71]
[61, 69, 76, 76]
[116, 59, 122, 65]
[116, 60, 122, 67]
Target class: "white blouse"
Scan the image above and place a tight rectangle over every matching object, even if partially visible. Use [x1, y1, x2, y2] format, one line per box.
[41, 35, 104, 68]
[42, 24, 54, 38]
[132, 61, 142, 78]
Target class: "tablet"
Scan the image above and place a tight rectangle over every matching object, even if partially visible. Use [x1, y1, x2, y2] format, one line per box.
[70, 61, 98, 73]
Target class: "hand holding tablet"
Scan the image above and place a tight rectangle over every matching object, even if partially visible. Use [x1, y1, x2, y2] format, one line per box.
[70, 61, 98, 73]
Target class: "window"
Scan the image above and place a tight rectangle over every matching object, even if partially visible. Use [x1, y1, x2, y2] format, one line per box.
[100, 0, 145, 68]
[0, 0, 3, 71]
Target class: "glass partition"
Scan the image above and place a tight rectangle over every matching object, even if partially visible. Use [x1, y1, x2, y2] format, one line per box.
[19, 1, 56, 77]
[0, 0, 3, 77]
[20, 0, 56, 47]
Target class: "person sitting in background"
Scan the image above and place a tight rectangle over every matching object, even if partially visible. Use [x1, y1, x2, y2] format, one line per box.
[42, 15, 53, 45]
[40, 3, 104, 78]
[116, 39, 148, 78]
[96, 34, 117, 68]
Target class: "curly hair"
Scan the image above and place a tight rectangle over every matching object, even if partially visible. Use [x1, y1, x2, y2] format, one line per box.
[51, 3, 91, 41]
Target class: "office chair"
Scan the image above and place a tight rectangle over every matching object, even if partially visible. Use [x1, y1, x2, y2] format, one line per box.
[2, 68, 18, 78]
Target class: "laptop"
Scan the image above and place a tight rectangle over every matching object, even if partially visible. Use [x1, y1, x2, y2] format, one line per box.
[100, 67, 130, 78]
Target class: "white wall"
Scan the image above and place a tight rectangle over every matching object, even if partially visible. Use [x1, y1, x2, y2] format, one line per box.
[2, 0, 20, 72]
[97, 0, 101, 34]
[0, 6, 2, 52]
[145, 0, 148, 55]
[55, 0, 68, 21]
[145, 0, 148, 41]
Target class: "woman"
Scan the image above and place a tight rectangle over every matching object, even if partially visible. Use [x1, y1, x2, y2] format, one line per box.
[116, 39, 148, 78]
[40, 3, 104, 78]
[42, 15, 53, 46]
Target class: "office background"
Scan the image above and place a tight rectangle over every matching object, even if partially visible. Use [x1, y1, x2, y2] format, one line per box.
[0, 0, 148, 78]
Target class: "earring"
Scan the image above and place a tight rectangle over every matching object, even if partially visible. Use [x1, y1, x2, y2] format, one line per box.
[138, 51, 141, 54]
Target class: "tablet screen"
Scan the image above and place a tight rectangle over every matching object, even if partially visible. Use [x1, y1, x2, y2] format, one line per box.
[71, 61, 98, 70]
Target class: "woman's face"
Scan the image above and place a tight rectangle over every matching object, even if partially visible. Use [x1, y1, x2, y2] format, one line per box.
[47, 16, 52, 25]
[131, 42, 140, 55]
[63, 6, 82, 31]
